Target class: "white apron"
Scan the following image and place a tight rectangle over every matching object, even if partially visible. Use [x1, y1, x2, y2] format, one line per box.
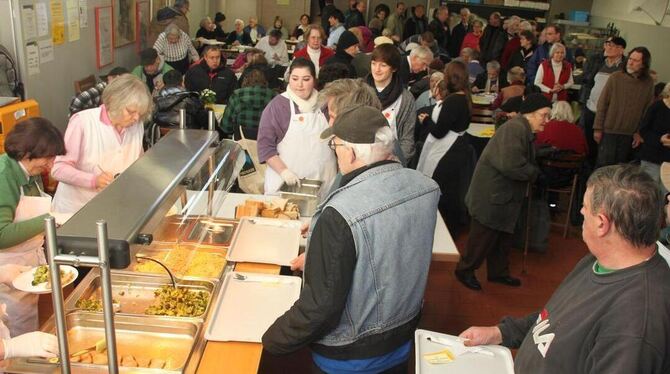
[264, 94, 337, 198]
[382, 95, 403, 138]
[0, 182, 51, 337]
[417, 102, 460, 178]
[52, 107, 143, 214]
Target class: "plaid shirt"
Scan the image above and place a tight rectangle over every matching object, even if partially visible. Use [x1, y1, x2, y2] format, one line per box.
[68, 81, 106, 116]
[220, 85, 276, 139]
[153, 30, 199, 62]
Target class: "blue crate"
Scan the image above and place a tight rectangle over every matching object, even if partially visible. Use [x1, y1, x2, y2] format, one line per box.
[569, 10, 589, 22]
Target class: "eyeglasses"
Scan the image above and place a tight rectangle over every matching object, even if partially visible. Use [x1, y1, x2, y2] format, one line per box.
[328, 138, 346, 151]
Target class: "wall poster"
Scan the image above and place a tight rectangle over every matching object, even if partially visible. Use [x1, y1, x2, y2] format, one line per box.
[136, 0, 150, 52]
[113, 0, 136, 47]
[95, 6, 114, 68]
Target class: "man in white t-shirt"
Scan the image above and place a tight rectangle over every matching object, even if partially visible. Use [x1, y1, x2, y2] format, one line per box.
[256, 30, 289, 67]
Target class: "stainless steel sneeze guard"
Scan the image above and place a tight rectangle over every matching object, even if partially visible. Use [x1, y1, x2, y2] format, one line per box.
[56, 130, 218, 269]
[6, 133, 247, 374]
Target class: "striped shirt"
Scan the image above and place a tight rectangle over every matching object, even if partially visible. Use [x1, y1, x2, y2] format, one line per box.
[153, 30, 199, 63]
[68, 81, 106, 116]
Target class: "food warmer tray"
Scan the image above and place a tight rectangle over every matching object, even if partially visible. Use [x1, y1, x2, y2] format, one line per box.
[116, 243, 232, 284]
[65, 271, 215, 322]
[22, 311, 202, 373]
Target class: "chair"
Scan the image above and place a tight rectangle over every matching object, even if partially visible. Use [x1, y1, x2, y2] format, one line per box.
[522, 152, 585, 273]
[471, 107, 495, 124]
[539, 152, 585, 238]
[74, 74, 97, 94]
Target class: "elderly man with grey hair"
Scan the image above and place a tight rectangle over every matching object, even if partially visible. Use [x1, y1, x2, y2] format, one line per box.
[399, 45, 433, 87]
[153, 23, 198, 74]
[459, 164, 670, 374]
[473, 60, 507, 93]
[263, 105, 440, 373]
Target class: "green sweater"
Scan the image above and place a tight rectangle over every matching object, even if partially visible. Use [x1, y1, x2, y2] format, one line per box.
[0, 154, 48, 249]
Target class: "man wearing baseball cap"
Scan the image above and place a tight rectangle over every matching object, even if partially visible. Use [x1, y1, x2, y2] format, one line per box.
[579, 35, 626, 165]
[456, 93, 551, 291]
[263, 105, 440, 373]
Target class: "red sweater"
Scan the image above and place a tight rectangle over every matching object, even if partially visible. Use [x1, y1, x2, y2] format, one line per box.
[535, 120, 588, 155]
[500, 36, 520, 70]
[293, 46, 335, 66]
[460, 33, 481, 53]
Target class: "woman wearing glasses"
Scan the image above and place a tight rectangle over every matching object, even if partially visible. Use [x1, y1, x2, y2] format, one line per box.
[52, 75, 152, 214]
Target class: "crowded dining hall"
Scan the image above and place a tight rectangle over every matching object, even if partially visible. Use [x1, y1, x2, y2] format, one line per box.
[0, 0, 669, 373]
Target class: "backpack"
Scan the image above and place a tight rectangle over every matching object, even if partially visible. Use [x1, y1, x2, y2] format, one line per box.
[0, 44, 22, 98]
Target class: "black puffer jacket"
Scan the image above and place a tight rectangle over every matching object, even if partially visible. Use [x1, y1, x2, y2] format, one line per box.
[184, 60, 237, 104]
[153, 91, 208, 129]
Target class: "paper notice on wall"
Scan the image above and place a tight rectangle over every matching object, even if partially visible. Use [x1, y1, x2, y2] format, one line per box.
[79, 0, 88, 28]
[36, 2, 49, 37]
[26, 44, 40, 75]
[37, 39, 54, 63]
[21, 5, 38, 41]
[66, 0, 80, 41]
[50, 0, 65, 44]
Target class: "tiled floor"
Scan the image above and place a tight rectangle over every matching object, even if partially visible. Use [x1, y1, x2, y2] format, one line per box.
[259, 225, 590, 373]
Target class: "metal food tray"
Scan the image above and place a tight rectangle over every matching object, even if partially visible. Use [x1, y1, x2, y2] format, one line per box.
[183, 218, 237, 247]
[65, 271, 215, 321]
[121, 243, 230, 283]
[279, 178, 322, 216]
[25, 312, 201, 373]
[415, 329, 514, 374]
[151, 216, 199, 243]
[205, 272, 302, 343]
[226, 217, 301, 266]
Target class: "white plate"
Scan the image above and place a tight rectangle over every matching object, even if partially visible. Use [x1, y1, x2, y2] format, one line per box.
[415, 329, 514, 374]
[12, 265, 78, 294]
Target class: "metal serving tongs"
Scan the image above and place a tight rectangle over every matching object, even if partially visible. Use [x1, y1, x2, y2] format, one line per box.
[48, 339, 107, 363]
[135, 253, 179, 289]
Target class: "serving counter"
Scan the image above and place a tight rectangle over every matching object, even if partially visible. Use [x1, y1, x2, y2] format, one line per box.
[6, 129, 457, 374]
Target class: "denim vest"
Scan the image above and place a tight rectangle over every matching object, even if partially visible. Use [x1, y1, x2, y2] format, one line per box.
[310, 162, 440, 347]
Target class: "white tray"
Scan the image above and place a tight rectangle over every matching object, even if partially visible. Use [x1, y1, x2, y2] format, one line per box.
[226, 217, 301, 266]
[205, 271, 301, 342]
[415, 329, 514, 374]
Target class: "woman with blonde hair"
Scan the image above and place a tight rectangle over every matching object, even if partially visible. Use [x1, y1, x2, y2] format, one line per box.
[52, 74, 152, 214]
[535, 100, 587, 155]
[534, 42, 573, 102]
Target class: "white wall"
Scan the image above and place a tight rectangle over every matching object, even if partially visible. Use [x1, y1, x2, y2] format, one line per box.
[5, 0, 147, 131]
[591, 0, 670, 82]
[3, 0, 211, 131]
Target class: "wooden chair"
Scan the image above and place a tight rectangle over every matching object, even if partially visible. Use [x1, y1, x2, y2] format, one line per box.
[74, 75, 97, 94]
[471, 107, 495, 124]
[522, 152, 585, 273]
[540, 153, 585, 238]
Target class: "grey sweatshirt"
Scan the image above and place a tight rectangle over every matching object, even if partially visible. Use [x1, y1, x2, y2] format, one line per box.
[498, 252, 670, 374]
